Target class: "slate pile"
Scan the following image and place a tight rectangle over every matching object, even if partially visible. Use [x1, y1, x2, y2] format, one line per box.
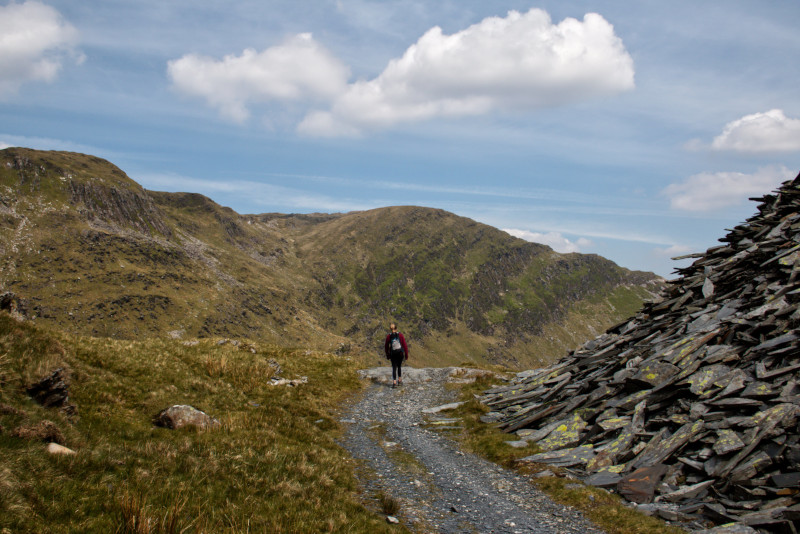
[480, 174, 800, 532]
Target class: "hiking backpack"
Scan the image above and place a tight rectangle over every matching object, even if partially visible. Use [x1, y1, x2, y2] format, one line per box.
[390, 332, 403, 354]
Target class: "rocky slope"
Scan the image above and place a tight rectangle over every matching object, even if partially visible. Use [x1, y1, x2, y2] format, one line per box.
[0, 147, 661, 368]
[480, 173, 800, 531]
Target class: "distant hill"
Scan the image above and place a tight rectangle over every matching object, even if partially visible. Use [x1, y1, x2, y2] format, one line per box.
[0, 147, 663, 368]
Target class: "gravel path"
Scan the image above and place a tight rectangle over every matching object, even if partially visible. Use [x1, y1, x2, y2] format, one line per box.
[339, 367, 606, 533]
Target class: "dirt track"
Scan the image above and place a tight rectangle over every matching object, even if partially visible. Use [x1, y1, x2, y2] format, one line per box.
[339, 366, 605, 533]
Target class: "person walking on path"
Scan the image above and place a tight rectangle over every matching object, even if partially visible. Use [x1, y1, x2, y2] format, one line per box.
[384, 323, 408, 388]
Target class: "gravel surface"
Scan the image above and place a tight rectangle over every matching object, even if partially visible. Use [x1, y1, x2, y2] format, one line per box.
[339, 366, 606, 533]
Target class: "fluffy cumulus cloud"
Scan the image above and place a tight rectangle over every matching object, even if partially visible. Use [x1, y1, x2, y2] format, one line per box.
[663, 166, 795, 212]
[298, 8, 634, 136]
[0, 1, 81, 97]
[167, 33, 350, 123]
[710, 110, 800, 153]
[504, 229, 592, 253]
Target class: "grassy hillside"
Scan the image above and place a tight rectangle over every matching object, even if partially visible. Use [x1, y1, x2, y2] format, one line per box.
[1, 147, 662, 369]
[0, 312, 395, 533]
[279, 206, 660, 367]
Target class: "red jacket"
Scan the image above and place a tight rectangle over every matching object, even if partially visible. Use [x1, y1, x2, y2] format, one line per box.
[384, 332, 408, 359]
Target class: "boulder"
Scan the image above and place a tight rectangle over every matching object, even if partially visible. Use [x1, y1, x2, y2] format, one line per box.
[153, 405, 220, 431]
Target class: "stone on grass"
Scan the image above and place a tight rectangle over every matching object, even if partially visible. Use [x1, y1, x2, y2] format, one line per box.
[153, 405, 220, 431]
[268, 376, 307, 387]
[46, 442, 76, 455]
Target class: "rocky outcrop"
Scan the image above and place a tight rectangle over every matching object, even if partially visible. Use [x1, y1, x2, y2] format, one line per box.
[26, 368, 77, 415]
[480, 173, 800, 531]
[0, 291, 29, 318]
[153, 405, 220, 431]
[69, 180, 172, 237]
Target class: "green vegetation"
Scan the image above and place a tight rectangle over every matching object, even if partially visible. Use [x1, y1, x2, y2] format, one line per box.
[448, 376, 685, 534]
[0, 314, 396, 533]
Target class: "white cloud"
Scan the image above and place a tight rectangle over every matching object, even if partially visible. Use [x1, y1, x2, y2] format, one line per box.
[137, 172, 371, 213]
[663, 166, 795, 212]
[503, 229, 592, 253]
[652, 244, 693, 258]
[710, 109, 800, 153]
[167, 33, 350, 123]
[0, 1, 81, 97]
[299, 8, 634, 136]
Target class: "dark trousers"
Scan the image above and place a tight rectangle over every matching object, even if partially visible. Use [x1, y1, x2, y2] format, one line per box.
[390, 354, 404, 380]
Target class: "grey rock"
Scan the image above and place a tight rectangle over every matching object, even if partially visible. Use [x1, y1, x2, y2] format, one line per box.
[153, 405, 220, 431]
[422, 402, 465, 414]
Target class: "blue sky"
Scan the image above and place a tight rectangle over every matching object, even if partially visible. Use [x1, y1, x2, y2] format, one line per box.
[2, 1, 799, 277]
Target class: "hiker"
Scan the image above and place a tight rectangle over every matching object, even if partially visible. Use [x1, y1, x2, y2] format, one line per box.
[384, 323, 408, 388]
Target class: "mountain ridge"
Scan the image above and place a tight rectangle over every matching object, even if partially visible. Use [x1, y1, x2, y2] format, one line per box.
[1, 147, 662, 368]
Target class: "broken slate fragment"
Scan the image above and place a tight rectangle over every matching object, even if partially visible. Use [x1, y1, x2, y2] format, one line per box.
[617, 464, 669, 504]
[422, 401, 465, 414]
[713, 429, 746, 456]
[520, 444, 594, 467]
[585, 471, 622, 488]
[536, 413, 587, 451]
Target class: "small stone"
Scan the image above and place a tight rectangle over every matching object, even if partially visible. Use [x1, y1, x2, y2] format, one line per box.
[700, 525, 758, 534]
[46, 442, 75, 455]
[422, 402, 465, 414]
[386, 515, 399, 524]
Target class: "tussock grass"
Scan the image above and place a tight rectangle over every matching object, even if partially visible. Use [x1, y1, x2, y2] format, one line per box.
[115, 491, 192, 534]
[0, 313, 396, 533]
[450, 374, 684, 534]
[377, 492, 400, 516]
